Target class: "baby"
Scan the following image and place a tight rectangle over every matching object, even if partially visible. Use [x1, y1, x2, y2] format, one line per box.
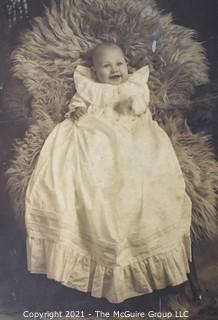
[71, 43, 144, 120]
[25, 42, 192, 304]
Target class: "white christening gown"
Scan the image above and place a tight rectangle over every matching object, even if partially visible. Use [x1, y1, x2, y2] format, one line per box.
[25, 65, 192, 303]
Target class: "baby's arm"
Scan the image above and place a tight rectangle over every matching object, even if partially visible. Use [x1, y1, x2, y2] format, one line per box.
[65, 92, 88, 120]
[131, 92, 149, 116]
[114, 82, 150, 116]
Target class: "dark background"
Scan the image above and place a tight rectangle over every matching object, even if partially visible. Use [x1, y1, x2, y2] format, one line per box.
[0, 0, 217, 318]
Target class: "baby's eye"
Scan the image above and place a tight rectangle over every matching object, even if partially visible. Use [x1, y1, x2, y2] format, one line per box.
[103, 64, 110, 68]
[117, 62, 123, 66]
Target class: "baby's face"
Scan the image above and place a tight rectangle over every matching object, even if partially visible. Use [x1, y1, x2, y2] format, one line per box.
[93, 46, 128, 85]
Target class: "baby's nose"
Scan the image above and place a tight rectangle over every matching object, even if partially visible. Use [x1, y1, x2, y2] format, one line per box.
[111, 65, 119, 73]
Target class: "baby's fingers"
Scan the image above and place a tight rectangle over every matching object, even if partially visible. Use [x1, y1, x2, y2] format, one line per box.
[78, 109, 86, 116]
[72, 109, 86, 121]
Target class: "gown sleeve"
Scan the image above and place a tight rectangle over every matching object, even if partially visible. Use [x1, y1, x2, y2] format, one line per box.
[64, 92, 88, 118]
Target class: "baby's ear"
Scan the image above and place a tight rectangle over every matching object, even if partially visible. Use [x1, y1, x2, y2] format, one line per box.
[91, 66, 96, 73]
[91, 66, 97, 79]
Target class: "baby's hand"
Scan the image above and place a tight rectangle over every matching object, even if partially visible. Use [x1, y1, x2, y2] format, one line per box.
[114, 97, 133, 115]
[71, 107, 87, 121]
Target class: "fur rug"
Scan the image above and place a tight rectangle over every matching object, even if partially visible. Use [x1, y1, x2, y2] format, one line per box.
[5, 0, 218, 240]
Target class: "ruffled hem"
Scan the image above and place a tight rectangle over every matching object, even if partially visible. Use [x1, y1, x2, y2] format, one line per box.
[26, 236, 191, 303]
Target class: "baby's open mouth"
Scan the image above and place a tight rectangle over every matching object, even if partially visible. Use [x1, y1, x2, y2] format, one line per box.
[110, 74, 122, 80]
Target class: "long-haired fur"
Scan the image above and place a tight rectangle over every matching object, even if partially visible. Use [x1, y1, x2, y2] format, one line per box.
[5, 0, 217, 240]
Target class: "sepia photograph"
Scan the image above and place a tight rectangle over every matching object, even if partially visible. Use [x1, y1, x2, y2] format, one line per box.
[0, 1, 217, 319]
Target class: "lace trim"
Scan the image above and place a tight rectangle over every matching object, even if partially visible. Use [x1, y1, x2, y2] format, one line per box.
[73, 65, 150, 107]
